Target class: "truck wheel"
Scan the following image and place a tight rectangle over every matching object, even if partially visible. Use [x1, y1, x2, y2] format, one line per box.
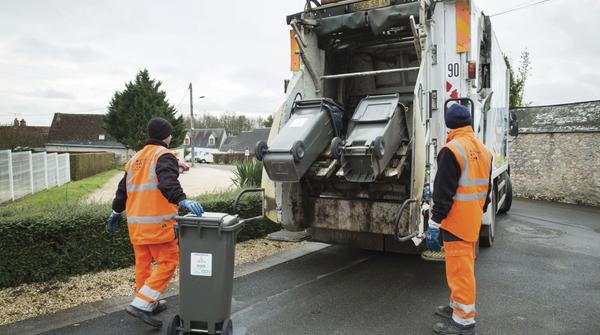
[255, 141, 268, 161]
[330, 137, 343, 159]
[167, 314, 182, 335]
[372, 136, 385, 160]
[499, 172, 513, 214]
[291, 141, 305, 162]
[479, 187, 496, 248]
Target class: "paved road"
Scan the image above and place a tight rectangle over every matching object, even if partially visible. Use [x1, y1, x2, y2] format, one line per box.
[86, 164, 236, 203]
[44, 199, 600, 334]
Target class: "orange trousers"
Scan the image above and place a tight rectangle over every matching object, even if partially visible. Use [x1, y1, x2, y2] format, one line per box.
[130, 240, 179, 312]
[444, 240, 477, 326]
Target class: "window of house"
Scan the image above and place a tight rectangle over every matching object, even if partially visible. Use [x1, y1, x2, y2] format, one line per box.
[99, 134, 105, 140]
[209, 135, 215, 146]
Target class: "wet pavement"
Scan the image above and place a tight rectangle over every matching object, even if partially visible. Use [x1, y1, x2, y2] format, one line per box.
[33, 199, 600, 334]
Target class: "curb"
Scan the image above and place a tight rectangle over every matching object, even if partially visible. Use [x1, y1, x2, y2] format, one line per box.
[0, 242, 330, 335]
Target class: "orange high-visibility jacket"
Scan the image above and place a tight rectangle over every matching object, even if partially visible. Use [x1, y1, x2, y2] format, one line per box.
[124, 144, 179, 245]
[440, 127, 492, 242]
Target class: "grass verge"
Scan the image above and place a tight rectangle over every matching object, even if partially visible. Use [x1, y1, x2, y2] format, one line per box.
[0, 169, 120, 217]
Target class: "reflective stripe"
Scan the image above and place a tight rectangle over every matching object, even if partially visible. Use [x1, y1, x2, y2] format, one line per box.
[452, 313, 475, 326]
[139, 285, 161, 301]
[450, 301, 476, 314]
[148, 147, 166, 184]
[127, 184, 159, 192]
[128, 214, 176, 224]
[454, 192, 488, 201]
[451, 141, 489, 188]
[131, 297, 154, 312]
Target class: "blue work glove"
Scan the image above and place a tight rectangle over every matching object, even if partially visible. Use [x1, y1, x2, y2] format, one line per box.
[106, 211, 122, 232]
[426, 219, 442, 252]
[179, 199, 204, 216]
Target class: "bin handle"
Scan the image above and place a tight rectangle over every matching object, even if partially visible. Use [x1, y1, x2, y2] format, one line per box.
[232, 188, 265, 224]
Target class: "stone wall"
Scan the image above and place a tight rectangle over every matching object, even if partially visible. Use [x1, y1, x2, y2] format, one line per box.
[509, 132, 600, 206]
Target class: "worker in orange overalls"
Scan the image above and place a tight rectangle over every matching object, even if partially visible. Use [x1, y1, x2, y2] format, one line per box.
[107, 117, 204, 328]
[427, 104, 492, 335]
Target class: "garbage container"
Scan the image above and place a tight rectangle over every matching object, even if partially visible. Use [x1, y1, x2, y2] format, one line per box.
[167, 189, 265, 335]
[256, 98, 344, 182]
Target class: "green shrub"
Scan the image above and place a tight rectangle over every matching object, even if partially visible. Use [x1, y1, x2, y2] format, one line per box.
[232, 160, 263, 188]
[70, 152, 116, 181]
[0, 191, 280, 288]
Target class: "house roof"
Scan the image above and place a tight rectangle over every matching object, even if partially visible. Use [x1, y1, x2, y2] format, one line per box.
[47, 113, 124, 148]
[512, 100, 600, 134]
[189, 128, 226, 148]
[0, 125, 49, 150]
[220, 128, 270, 153]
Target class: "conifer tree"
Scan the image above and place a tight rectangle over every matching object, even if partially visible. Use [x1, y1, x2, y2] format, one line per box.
[105, 69, 185, 150]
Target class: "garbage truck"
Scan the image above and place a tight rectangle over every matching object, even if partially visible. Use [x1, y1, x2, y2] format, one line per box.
[257, 0, 516, 252]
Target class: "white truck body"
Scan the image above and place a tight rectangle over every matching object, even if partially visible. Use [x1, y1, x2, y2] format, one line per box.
[262, 0, 513, 251]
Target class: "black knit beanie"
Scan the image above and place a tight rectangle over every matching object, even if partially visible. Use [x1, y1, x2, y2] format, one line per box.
[147, 117, 173, 140]
[445, 104, 472, 129]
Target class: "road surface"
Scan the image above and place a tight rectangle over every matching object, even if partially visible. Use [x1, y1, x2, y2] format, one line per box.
[38, 199, 600, 334]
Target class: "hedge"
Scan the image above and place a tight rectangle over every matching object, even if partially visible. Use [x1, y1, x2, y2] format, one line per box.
[213, 152, 252, 165]
[70, 152, 116, 180]
[0, 193, 280, 288]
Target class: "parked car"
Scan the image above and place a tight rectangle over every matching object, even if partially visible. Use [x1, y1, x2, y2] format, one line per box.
[185, 150, 214, 164]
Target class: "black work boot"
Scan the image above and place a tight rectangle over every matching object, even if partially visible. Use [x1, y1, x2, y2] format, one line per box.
[152, 299, 167, 315]
[433, 320, 476, 335]
[126, 305, 163, 328]
[435, 305, 453, 319]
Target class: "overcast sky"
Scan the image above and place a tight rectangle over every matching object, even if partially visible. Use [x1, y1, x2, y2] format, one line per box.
[1, 0, 598, 126]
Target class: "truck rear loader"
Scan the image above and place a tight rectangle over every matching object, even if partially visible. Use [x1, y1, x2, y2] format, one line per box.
[258, 0, 516, 252]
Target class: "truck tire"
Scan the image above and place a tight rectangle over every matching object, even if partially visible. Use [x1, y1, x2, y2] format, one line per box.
[479, 187, 496, 247]
[499, 172, 513, 214]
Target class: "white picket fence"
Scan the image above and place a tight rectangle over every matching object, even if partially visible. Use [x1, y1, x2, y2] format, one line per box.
[0, 150, 71, 203]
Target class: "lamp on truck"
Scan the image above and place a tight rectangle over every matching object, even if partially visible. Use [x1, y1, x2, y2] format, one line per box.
[468, 61, 477, 79]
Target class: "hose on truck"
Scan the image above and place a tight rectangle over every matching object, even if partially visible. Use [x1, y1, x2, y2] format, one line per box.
[393, 198, 418, 242]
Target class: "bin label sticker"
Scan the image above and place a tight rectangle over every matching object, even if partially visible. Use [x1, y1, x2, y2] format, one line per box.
[190, 253, 212, 277]
[289, 118, 307, 128]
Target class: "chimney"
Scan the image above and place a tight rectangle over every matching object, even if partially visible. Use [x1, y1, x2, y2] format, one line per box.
[13, 118, 19, 127]
[19, 119, 26, 127]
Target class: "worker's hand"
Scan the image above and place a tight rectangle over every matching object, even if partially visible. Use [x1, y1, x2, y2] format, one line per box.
[106, 211, 122, 233]
[426, 219, 442, 251]
[179, 199, 204, 216]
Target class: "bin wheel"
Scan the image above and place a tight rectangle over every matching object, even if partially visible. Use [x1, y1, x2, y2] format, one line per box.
[372, 136, 385, 160]
[330, 137, 343, 159]
[255, 140, 268, 161]
[167, 314, 182, 335]
[221, 319, 233, 335]
[291, 141, 305, 162]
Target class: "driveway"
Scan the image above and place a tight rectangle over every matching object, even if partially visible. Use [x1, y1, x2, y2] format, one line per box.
[86, 164, 236, 203]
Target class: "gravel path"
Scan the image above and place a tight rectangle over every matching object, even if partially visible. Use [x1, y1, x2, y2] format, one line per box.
[86, 164, 236, 203]
[0, 239, 305, 326]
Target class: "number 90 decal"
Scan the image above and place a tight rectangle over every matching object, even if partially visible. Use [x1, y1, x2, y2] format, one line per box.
[447, 63, 460, 78]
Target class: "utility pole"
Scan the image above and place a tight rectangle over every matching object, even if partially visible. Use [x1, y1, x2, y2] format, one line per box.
[189, 82, 195, 167]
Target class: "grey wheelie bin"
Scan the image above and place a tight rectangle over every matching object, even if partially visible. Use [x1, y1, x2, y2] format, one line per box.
[168, 188, 265, 335]
[255, 98, 344, 182]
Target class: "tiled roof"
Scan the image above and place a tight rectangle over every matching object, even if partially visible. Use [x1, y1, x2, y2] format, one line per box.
[220, 128, 270, 153]
[189, 128, 226, 148]
[512, 100, 600, 133]
[47, 113, 124, 147]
